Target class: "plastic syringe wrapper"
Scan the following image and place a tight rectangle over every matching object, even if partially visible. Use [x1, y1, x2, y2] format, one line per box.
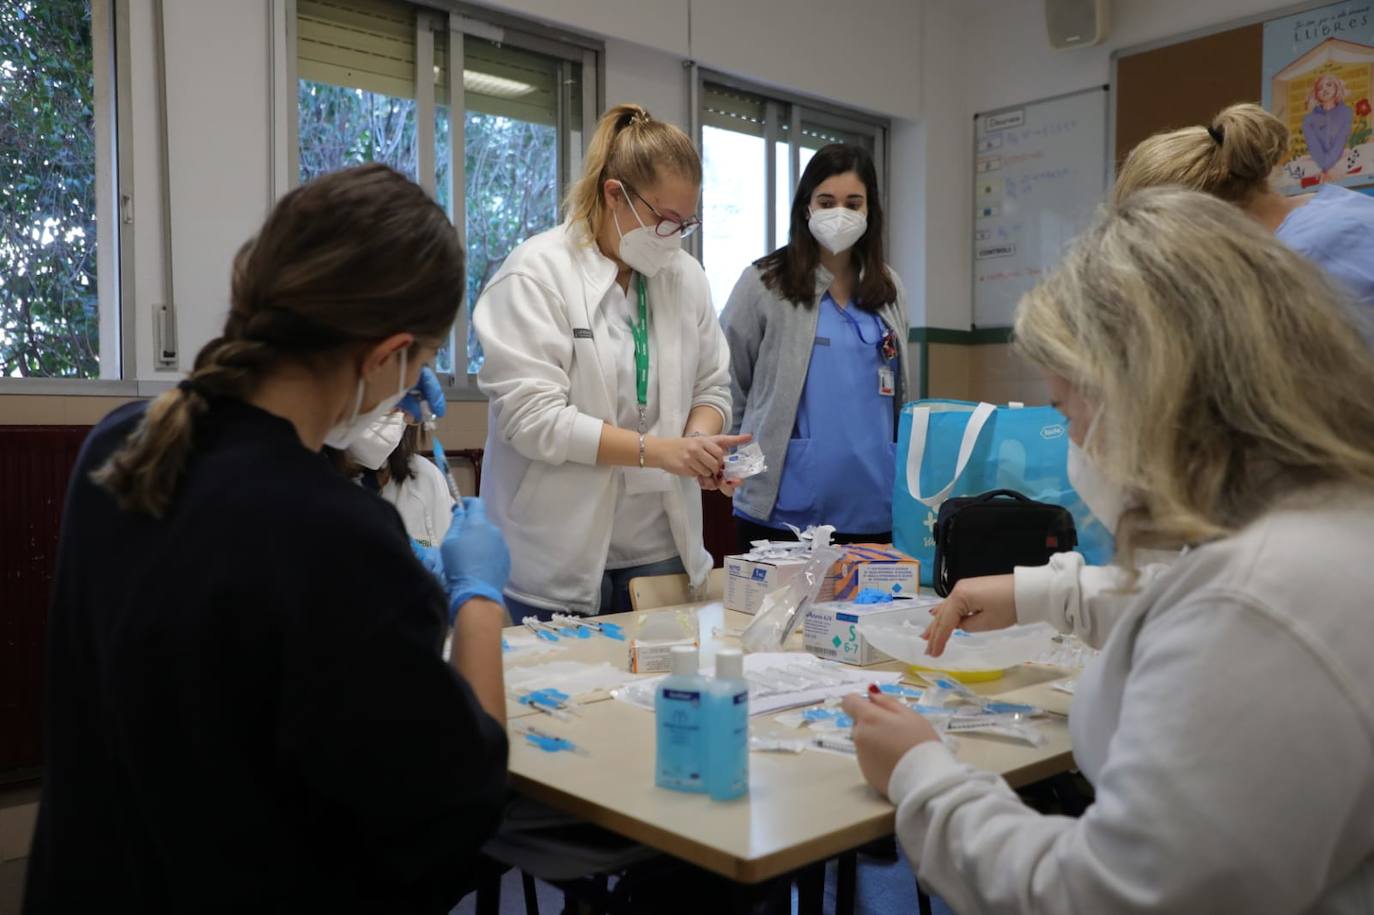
[740, 527, 841, 653]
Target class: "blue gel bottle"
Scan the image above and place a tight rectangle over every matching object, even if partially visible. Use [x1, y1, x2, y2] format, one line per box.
[706, 648, 749, 801]
[655, 645, 707, 793]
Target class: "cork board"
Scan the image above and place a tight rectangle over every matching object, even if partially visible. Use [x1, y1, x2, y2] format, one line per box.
[1114, 24, 1265, 168]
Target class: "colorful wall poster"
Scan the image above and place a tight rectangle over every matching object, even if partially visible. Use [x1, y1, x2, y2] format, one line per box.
[1263, 1, 1374, 192]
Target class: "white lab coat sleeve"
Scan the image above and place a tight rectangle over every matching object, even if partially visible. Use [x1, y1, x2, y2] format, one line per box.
[687, 266, 732, 431]
[885, 596, 1373, 915]
[1013, 553, 1174, 650]
[474, 273, 605, 467]
[414, 455, 455, 542]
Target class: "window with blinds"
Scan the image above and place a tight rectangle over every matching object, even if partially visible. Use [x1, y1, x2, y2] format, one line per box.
[699, 78, 887, 314]
[295, 0, 591, 379]
[702, 84, 768, 137]
[298, 0, 562, 126]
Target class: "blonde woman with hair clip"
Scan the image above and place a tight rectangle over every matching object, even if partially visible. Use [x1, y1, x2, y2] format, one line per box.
[474, 103, 744, 623]
[1115, 102, 1374, 332]
[25, 164, 511, 912]
[842, 188, 1374, 914]
[930, 100, 1374, 662]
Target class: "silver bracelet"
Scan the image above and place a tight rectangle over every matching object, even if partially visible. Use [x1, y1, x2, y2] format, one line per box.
[638, 433, 646, 468]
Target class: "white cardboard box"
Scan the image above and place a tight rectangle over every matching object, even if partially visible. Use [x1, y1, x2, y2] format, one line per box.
[723, 554, 810, 614]
[803, 599, 939, 666]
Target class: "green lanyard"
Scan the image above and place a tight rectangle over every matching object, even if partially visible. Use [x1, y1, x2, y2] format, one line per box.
[629, 273, 650, 432]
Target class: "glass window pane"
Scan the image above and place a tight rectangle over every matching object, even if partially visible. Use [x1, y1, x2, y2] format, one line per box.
[775, 141, 790, 247]
[296, 0, 420, 183]
[434, 102, 455, 375]
[801, 120, 872, 152]
[463, 36, 569, 374]
[702, 125, 767, 314]
[297, 82, 419, 183]
[1, 0, 103, 378]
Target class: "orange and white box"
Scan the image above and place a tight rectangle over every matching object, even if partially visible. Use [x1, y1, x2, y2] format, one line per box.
[822, 544, 922, 602]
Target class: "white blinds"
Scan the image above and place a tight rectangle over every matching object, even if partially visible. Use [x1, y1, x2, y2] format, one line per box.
[298, 0, 562, 126]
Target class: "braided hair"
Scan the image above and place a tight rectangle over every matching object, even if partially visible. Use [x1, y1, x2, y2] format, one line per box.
[92, 163, 464, 517]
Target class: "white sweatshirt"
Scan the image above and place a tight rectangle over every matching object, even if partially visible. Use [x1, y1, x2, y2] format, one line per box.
[379, 454, 454, 548]
[887, 485, 1374, 914]
[1013, 550, 1177, 647]
[473, 223, 731, 614]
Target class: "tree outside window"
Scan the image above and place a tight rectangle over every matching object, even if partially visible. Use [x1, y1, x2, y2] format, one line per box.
[0, 0, 100, 378]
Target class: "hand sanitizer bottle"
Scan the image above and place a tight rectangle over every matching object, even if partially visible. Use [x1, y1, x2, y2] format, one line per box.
[655, 645, 707, 793]
[706, 649, 749, 801]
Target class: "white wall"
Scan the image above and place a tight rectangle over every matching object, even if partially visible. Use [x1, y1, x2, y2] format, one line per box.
[474, 0, 922, 120]
[912, 0, 1303, 330]
[162, 0, 273, 377]
[964, 0, 1297, 115]
[603, 37, 690, 129]
[688, 0, 922, 121]
[467, 0, 690, 56]
[903, 0, 971, 330]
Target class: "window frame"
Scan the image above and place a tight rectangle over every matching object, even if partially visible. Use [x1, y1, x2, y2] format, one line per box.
[692, 69, 891, 270]
[0, 0, 137, 394]
[284, 0, 602, 400]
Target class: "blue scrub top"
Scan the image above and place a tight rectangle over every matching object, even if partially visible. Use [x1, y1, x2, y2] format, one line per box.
[1276, 184, 1374, 343]
[747, 293, 897, 534]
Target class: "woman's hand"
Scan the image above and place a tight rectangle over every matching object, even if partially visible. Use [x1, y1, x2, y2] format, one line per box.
[922, 574, 1017, 657]
[648, 433, 752, 478]
[698, 473, 740, 496]
[841, 692, 942, 798]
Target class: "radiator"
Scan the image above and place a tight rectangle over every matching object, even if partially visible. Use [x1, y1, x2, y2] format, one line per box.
[0, 425, 91, 778]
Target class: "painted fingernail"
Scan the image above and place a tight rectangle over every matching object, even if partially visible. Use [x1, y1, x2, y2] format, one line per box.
[868, 683, 881, 694]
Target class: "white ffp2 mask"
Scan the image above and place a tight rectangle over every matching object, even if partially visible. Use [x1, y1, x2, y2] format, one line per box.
[1067, 431, 1128, 534]
[808, 207, 867, 255]
[325, 349, 409, 451]
[348, 411, 407, 470]
[612, 181, 681, 277]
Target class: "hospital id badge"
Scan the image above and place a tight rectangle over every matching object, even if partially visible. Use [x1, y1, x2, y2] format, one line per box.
[878, 367, 895, 397]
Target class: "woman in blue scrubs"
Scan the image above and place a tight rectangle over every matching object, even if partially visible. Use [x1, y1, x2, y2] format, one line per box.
[721, 144, 910, 548]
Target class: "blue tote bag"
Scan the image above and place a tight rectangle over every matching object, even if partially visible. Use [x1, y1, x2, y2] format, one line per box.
[892, 399, 1114, 586]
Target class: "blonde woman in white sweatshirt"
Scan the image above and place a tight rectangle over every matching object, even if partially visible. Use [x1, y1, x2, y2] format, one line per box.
[844, 188, 1374, 914]
[474, 103, 744, 621]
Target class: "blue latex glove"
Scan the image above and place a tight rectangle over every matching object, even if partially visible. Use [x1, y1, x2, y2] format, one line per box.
[410, 538, 444, 581]
[398, 366, 446, 422]
[440, 497, 510, 622]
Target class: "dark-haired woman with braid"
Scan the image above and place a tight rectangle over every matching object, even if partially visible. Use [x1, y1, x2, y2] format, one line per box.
[24, 164, 510, 914]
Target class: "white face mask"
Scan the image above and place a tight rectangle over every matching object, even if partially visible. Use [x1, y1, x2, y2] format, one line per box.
[611, 181, 681, 277]
[324, 349, 409, 451]
[348, 411, 407, 470]
[1066, 421, 1128, 534]
[808, 207, 868, 255]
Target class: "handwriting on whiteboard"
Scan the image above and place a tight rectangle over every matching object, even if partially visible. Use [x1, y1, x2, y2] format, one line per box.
[1002, 120, 1079, 145]
[977, 267, 1044, 283]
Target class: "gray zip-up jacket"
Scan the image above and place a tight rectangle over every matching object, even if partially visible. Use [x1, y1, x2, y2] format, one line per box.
[720, 262, 911, 524]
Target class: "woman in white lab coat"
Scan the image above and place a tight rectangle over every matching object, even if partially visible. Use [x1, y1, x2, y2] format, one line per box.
[474, 103, 745, 622]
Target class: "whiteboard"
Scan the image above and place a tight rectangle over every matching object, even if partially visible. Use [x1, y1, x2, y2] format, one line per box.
[972, 86, 1109, 328]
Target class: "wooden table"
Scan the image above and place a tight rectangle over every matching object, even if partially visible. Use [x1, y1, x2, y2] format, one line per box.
[502, 601, 1076, 884]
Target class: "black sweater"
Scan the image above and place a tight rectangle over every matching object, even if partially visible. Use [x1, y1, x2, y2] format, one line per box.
[23, 399, 508, 913]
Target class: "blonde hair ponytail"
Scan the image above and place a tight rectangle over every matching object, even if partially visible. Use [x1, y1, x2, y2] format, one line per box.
[564, 103, 702, 237]
[1114, 103, 1289, 204]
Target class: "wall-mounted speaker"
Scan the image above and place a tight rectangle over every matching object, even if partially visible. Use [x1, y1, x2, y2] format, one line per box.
[1045, 0, 1109, 50]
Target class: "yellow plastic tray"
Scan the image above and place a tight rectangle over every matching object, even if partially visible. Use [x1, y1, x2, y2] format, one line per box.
[908, 664, 1005, 683]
